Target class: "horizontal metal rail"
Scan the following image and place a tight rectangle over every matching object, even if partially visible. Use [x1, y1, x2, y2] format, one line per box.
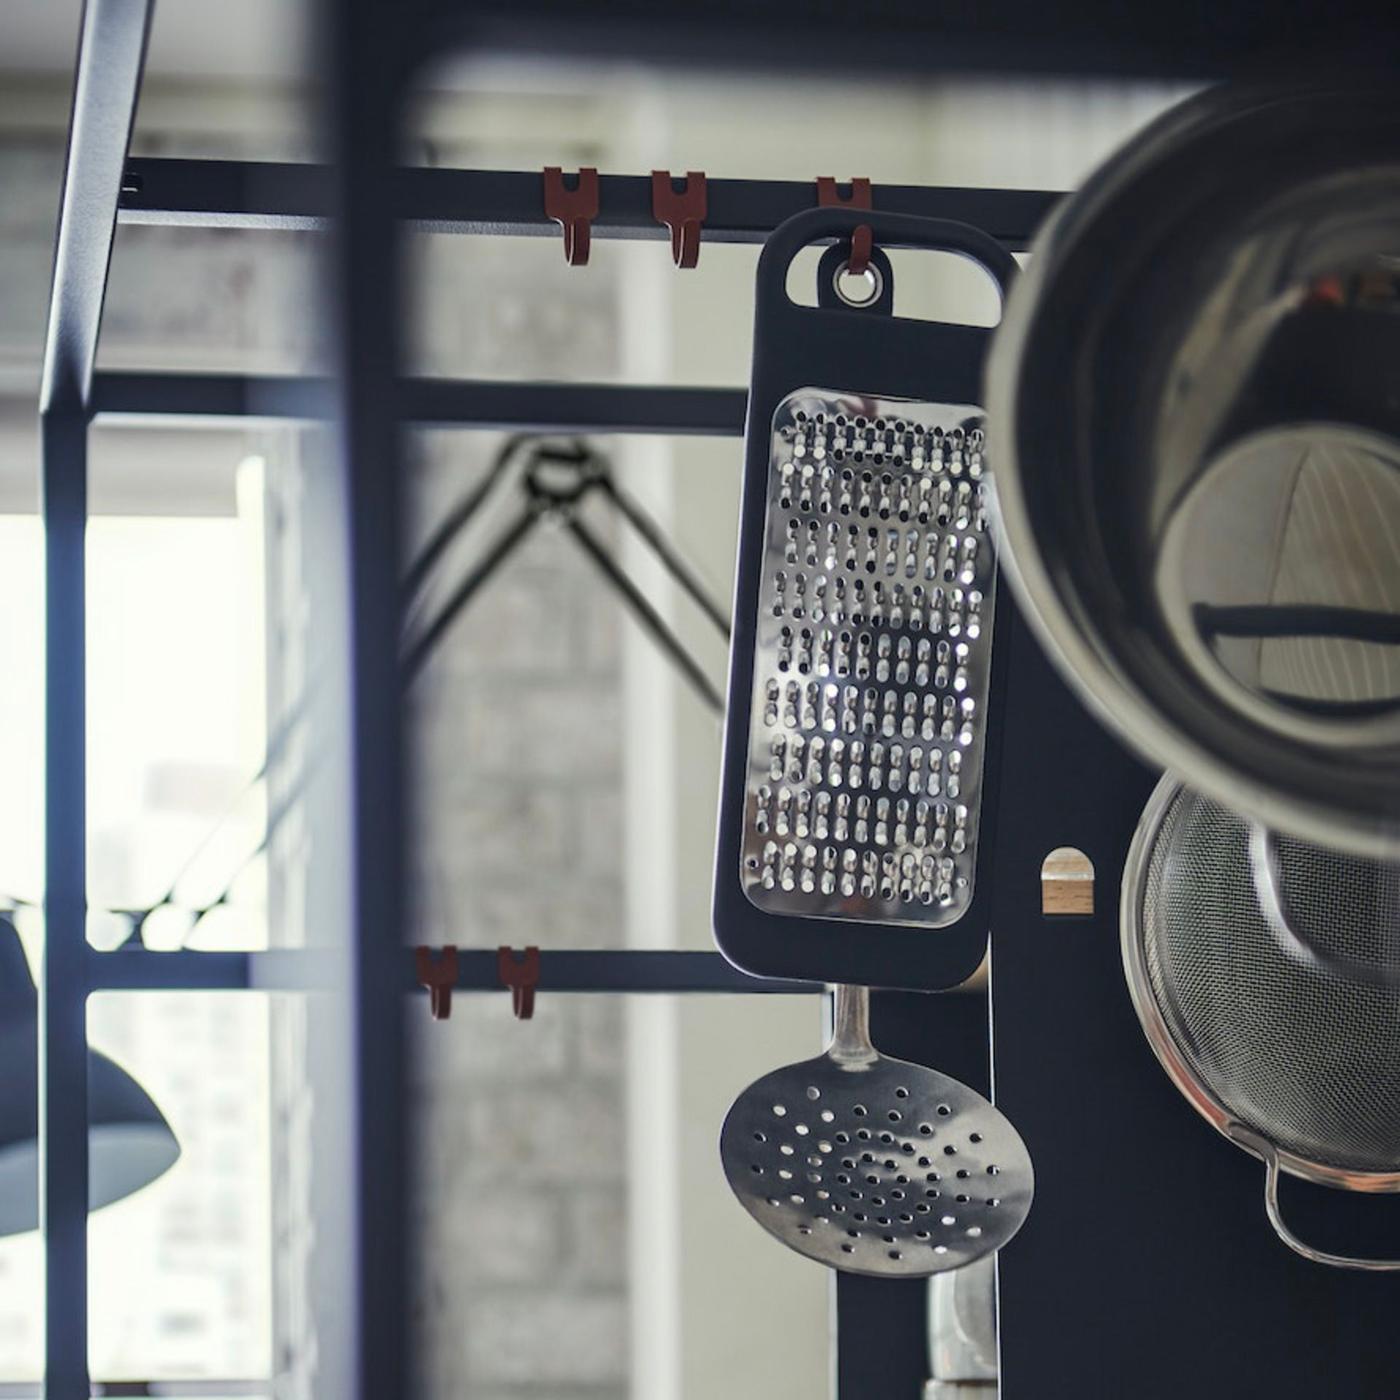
[440, 949, 819, 994]
[90, 371, 748, 435]
[85, 946, 821, 994]
[119, 158, 1062, 251]
[0, 1385, 268, 1399]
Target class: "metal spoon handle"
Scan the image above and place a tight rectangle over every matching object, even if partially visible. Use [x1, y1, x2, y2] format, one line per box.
[829, 984, 879, 1068]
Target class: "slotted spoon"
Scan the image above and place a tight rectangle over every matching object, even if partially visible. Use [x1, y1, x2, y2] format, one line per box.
[721, 984, 1033, 1277]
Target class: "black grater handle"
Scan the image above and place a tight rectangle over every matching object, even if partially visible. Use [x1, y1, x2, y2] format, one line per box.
[751, 207, 1018, 415]
[714, 208, 1017, 991]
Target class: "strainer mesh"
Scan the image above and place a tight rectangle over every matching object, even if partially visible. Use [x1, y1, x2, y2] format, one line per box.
[1141, 787, 1400, 1174]
[1271, 834, 1400, 972]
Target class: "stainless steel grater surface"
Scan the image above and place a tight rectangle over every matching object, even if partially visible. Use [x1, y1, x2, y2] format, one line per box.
[741, 389, 997, 928]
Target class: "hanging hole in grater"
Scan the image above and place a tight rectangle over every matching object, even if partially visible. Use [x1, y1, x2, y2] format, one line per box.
[833, 259, 884, 308]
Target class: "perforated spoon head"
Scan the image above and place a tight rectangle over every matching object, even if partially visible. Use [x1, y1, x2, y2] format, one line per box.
[721, 992, 1033, 1277]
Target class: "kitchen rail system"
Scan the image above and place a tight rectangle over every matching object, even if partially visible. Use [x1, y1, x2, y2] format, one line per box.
[37, 2, 1399, 1398]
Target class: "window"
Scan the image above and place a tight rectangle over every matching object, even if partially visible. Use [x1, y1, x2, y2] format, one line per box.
[0, 453, 273, 1385]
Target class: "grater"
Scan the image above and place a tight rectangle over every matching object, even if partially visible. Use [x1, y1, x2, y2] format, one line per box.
[715, 209, 1018, 990]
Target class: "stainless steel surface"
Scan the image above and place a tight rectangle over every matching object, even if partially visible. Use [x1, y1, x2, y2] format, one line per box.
[1122, 774, 1400, 1268]
[1223, 1124, 1400, 1272]
[1248, 820, 1400, 987]
[832, 259, 885, 308]
[988, 79, 1400, 857]
[741, 390, 997, 926]
[1157, 426, 1400, 749]
[928, 1253, 997, 1385]
[720, 985, 1032, 1278]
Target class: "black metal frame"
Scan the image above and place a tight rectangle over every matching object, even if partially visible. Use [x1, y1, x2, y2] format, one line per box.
[117, 157, 1063, 246]
[39, 2, 1400, 1398]
[39, 5, 155, 1393]
[35, 6, 1059, 1394]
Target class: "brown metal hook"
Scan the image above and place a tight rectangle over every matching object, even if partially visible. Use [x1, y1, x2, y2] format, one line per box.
[816, 176, 873, 278]
[498, 945, 542, 1020]
[652, 170, 707, 269]
[543, 167, 599, 267]
[415, 944, 459, 1021]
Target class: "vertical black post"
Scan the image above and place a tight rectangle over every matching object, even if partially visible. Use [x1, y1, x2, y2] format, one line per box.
[38, 3, 154, 1394]
[39, 411, 89, 1400]
[320, 0, 410, 1392]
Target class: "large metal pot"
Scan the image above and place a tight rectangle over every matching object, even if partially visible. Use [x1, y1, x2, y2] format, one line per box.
[988, 78, 1400, 856]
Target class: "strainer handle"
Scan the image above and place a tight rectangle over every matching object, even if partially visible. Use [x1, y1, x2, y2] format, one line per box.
[1248, 823, 1400, 990]
[1229, 1125, 1400, 1272]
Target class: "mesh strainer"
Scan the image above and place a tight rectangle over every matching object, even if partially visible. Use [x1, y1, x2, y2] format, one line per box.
[1249, 823, 1400, 988]
[1122, 775, 1400, 1270]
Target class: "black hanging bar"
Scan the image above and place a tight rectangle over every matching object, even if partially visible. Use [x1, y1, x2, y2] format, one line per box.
[81, 946, 821, 995]
[89, 371, 750, 435]
[118, 158, 1062, 251]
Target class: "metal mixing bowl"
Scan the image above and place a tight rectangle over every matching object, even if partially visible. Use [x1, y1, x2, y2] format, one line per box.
[988, 77, 1400, 856]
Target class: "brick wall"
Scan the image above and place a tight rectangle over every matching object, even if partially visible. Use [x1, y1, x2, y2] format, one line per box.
[404, 427, 631, 1399]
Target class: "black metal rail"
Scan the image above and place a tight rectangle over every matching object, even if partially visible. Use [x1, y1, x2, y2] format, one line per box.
[84, 946, 821, 995]
[90, 370, 750, 435]
[119, 157, 1062, 251]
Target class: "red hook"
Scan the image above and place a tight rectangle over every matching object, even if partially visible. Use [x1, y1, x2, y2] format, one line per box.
[415, 944, 458, 1021]
[498, 945, 542, 1020]
[543, 167, 599, 267]
[816, 176, 874, 278]
[652, 170, 707, 269]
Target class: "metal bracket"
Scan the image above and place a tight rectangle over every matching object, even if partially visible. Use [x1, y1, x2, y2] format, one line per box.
[816, 176, 874, 276]
[498, 945, 541, 1019]
[543, 166, 599, 266]
[652, 169, 707, 268]
[521, 441, 608, 512]
[400, 437, 729, 712]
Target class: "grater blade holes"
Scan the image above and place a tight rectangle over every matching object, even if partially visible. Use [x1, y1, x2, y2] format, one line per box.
[742, 396, 995, 928]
